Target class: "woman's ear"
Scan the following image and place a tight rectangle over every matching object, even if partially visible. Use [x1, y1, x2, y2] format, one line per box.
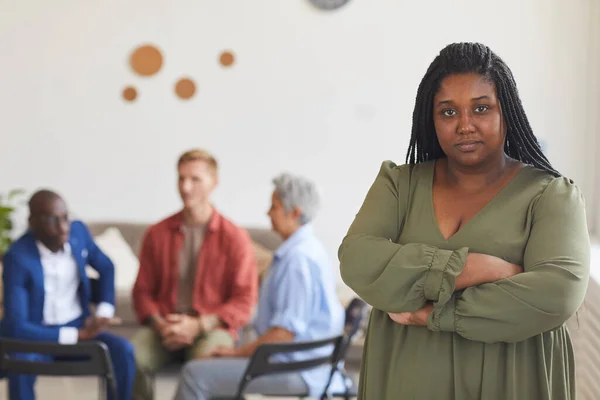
[291, 206, 303, 222]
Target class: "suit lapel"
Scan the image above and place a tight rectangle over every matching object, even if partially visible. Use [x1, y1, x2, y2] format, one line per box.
[69, 227, 91, 308]
[69, 235, 86, 277]
[22, 232, 44, 277]
[21, 232, 46, 310]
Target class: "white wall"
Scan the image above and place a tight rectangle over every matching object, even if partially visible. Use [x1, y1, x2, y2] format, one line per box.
[1, 0, 598, 286]
[590, 0, 600, 240]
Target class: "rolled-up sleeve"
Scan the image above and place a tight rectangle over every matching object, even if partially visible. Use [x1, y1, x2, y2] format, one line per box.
[268, 257, 313, 336]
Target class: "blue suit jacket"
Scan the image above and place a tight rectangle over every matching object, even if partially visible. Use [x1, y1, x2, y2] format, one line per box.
[0, 220, 115, 342]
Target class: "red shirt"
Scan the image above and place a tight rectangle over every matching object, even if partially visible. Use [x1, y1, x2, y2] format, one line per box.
[132, 210, 258, 338]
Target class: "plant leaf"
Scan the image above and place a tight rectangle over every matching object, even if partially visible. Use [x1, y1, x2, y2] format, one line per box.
[0, 236, 12, 255]
[8, 189, 25, 201]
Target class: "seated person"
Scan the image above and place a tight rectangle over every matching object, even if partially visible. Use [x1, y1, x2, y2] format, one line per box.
[173, 173, 346, 400]
[131, 149, 258, 399]
[0, 190, 135, 400]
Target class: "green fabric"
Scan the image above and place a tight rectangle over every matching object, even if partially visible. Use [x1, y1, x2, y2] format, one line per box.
[339, 160, 590, 400]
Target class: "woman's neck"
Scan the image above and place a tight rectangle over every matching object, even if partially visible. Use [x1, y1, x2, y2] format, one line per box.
[441, 154, 515, 192]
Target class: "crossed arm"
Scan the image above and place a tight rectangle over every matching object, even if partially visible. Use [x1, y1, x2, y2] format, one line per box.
[339, 162, 590, 344]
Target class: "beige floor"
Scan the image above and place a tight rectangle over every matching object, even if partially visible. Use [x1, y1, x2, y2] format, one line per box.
[0, 377, 356, 399]
[0, 374, 178, 400]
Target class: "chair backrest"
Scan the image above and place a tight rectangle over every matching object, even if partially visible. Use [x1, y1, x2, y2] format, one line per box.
[344, 298, 369, 339]
[0, 339, 117, 398]
[333, 297, 369, 364]
[234, 335, 343, 398]
[316, 297, 369, 399]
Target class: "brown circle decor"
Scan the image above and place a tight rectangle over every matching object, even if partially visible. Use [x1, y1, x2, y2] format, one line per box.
[130, 45, 163, 76]
[122, 86, 137, 102]
[219, 51, 235, 67]
[175, 78, 196, 100]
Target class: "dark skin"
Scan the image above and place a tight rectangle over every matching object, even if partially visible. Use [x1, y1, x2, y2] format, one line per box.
[389, 73, 524, 326]
[28, 190, 110, 341]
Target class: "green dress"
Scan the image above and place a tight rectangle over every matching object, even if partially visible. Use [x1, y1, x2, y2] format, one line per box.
[339, 160, 590, 400]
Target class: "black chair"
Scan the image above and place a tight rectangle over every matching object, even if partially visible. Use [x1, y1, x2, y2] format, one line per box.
[223, 297, 369, 400]
[320, 297, 369, 400]
[0, 338, 118, 400]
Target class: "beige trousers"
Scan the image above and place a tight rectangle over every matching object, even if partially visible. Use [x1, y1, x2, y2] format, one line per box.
[131, 326, 234, 400]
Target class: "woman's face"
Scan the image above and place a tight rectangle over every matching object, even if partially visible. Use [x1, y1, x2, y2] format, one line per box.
[433, 73, 506, 168]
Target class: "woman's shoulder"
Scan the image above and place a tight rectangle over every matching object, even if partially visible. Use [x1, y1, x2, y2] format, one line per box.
[522, 166, 585, 212]
[375, 160, 433, 184]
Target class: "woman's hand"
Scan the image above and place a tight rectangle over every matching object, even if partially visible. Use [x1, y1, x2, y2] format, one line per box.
[388, 303, 434, 326]
[456, 253, 522, 290]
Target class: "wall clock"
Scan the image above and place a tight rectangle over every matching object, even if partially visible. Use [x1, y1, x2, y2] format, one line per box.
[309, 0, 350, 11]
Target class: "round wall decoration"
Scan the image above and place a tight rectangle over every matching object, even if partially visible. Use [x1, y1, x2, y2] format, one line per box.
[219, 51, 235, 67]
[308, 0, 350, 10]
[122, 86, 138, 102]
[130, 45, 163, 76]
[175, 78, 196, 100]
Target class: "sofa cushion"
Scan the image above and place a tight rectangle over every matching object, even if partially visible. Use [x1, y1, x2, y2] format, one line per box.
[93, 227, 140, 292]
[252, 240, 273, 283]
[87, 222, 148, 256]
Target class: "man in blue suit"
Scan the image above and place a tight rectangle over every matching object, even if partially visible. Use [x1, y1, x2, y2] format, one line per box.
[1, 190, 135, 400]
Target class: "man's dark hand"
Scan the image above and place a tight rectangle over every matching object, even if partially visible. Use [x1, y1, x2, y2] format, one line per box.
[78, 316, 110, 341]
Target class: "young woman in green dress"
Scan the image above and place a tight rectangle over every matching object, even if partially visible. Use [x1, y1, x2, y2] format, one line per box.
[339, 42, 590, 399]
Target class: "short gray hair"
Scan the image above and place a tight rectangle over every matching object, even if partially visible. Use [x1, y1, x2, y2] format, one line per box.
[272, 173, 319, 225]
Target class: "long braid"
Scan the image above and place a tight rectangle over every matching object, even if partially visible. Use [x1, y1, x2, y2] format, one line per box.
[494, 65, 559, 175]
[405, 42, 560, 177]
[407, 61, 445, 164]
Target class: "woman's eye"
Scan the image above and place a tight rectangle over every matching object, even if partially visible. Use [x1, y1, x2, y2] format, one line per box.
[442, 109, 456, 117]
[475, 105, 489, 113]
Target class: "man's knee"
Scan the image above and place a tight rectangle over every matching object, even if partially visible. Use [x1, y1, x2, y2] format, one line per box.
[98, 332, 136, 366]
[131, 327, 162, 369]
[117, 338, 136, 365]
[189, 330, 234, 360]
[181, 359, 210, 381]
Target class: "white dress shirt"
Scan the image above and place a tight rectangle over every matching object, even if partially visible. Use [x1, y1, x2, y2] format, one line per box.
[37, 242, 114, 344]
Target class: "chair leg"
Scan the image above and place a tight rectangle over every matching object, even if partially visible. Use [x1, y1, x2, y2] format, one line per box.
[150, 372, 156, 400]
[98, 376, 105, 400]
[341, 370, 352, 400]
[107, 374, 118, 400]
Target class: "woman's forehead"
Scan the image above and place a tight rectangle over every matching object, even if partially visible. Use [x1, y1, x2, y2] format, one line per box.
[435, 73, 496, 98]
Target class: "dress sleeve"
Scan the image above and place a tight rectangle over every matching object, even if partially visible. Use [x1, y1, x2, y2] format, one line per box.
[428, 177, 590, 343]
[339, 161, 468, 313]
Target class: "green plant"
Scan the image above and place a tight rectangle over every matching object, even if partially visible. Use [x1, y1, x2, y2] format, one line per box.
[0, 189, 26, 255]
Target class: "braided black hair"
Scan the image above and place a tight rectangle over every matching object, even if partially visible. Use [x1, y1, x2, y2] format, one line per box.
[405, 42, 559, 177]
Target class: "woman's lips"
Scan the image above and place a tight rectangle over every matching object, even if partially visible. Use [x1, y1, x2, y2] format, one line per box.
[455, 141, 482, 152]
